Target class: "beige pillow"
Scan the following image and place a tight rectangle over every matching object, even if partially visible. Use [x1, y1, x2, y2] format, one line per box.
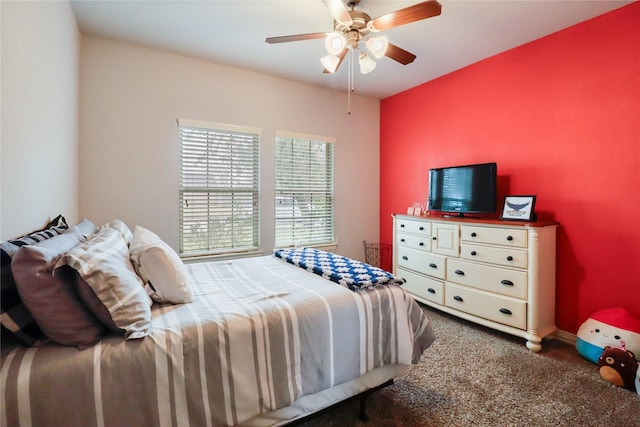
[56, 221, 151, 339]
[129, 226, 193, 304]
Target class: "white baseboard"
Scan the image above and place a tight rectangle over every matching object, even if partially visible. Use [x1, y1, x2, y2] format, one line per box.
[552, 329, 577, 345]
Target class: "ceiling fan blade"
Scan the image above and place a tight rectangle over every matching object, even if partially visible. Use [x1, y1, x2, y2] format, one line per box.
[385, 43, 417, 65]
[369, 1, 442, 32]
[265, 32, 328, 44]
[321, 0, 353, 26]
[323, 48, 348, 73]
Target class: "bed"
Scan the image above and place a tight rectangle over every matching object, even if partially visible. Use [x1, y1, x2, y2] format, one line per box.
[1, 218, 435, 427]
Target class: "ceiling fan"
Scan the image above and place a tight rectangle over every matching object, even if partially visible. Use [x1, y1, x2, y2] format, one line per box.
[265, 0, 442, 75]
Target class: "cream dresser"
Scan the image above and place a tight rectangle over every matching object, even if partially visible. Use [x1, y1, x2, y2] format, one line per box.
[393, 214, 557, 352]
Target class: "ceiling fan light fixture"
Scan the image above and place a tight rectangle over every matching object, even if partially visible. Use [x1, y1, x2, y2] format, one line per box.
[325, 32, 346, 55]
[321, 54, 340, 73]
[359, 52, 376, 75]
[366, 36, 388, 59]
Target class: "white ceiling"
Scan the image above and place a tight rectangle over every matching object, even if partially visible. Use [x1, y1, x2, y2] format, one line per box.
[70, 0, 632, 99]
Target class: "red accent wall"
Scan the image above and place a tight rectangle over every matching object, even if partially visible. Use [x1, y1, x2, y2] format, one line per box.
[380, 3, 640, 334]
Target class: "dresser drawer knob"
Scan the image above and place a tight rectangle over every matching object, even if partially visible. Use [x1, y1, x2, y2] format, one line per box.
[427, 288, 436, 294]
[429, 263, 437, 269]
[506, 256, 513, 261]
[500, 279, 514, 286]
[419, 242, 424, 246]
[432, 237, 437, 240]
[454, 270, 465, 276]
[453, 295, 464, 302]
[470, 232, 477, 237]
[470, 251, 477, 256]
[507, 235, 514, 241]
[419, 226, 424, 231]
[401, 238, 406, 242]
[402, 256, 408, 261]
[499, 308, 513, 315]
[400, 224, 405, 228]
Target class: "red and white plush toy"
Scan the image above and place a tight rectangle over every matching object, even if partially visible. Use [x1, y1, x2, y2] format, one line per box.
[576, 308, 640, 364]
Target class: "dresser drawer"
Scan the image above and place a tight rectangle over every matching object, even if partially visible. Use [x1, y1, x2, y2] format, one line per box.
[397, 232, 431, 252]
[397, 246, 445, 279]
[423, 252, 446, 279]
[461, 225, 527, 248]
[461, 243, 528, 268]
[446, 258, 527, 299]
[445, 283, 527, 329]
[398, 267, 444, 305]
[396, 218, 431, 236]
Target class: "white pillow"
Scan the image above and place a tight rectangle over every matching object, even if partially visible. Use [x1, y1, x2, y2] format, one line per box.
[129, 226, 193, 304]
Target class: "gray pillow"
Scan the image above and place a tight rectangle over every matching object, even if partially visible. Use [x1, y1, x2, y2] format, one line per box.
[12, 219, 103, 349]
[56, 220, 152, 339]
[0, 215, 68, 345]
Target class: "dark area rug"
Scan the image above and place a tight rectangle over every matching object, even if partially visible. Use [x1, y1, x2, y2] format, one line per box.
[300, 305, 640, 426]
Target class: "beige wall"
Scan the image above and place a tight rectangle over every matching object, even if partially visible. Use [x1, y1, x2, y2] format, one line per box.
[1, 1, 80, 240]
[79, 36, 381, 260]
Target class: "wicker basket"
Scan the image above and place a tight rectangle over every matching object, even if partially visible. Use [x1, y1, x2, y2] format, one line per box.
[363, 240, 393, 272]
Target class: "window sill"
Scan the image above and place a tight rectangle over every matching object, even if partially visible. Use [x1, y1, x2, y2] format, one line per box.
[274, 242, 338, 252]
[182, 243, 339, 264]
[181, 250, 265, 264]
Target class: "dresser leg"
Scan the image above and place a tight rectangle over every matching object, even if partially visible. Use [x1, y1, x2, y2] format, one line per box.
[526, 338, 542, 352]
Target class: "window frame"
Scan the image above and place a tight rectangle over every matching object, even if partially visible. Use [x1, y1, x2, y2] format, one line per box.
[177, 118, 261, 258]
[274, 130, 336, 248]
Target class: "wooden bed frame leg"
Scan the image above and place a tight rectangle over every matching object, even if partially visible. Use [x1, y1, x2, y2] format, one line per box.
[359, 394, 369, 421]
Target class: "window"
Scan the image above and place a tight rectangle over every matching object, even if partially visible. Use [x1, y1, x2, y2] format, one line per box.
[275, 131, 335, 247]
[178, 119, 260, 256]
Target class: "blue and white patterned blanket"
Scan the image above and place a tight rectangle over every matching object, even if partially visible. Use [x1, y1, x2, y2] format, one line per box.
[274, 247, 405, 291]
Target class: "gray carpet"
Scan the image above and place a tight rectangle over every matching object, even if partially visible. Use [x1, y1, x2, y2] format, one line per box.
[301, 305, 640, 426]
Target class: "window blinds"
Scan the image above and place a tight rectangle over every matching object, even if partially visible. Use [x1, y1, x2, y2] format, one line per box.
[275, 131, 335, 247]
[178, 119, 260, 256]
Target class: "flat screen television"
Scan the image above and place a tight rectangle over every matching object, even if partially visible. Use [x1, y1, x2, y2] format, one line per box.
[427, 162, 497, 216]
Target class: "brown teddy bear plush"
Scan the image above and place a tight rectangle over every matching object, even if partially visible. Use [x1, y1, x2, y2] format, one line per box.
[597, 346, 639, 392]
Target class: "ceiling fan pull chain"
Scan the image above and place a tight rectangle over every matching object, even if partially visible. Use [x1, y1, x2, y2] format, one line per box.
[347, 51, 353, 115]
[351, 50, 355, 93]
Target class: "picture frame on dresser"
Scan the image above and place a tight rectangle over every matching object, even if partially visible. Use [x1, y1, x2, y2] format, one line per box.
[501, 195, 537, 221]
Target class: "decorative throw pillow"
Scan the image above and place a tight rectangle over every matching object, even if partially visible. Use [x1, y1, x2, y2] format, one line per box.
[56, 220, 152, 339]
[12, 219, 104, 349]
[129, 225, 194, 304]
[0, 215, 68, 345]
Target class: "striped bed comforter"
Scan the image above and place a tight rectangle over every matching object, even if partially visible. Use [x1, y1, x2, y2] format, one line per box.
[1, 255, 435, 427]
